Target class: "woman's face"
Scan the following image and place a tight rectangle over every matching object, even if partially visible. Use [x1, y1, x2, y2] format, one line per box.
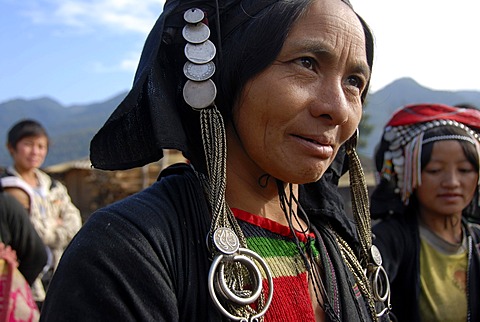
[8, 135, 48, 172]
[416, 140, 479, 219]
[227, 0, 369, 184]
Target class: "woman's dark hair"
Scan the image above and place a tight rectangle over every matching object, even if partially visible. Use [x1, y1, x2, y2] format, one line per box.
[420, 126, 479, 172]
[216, 0, 312, 119]
[7, 119, 49, 149]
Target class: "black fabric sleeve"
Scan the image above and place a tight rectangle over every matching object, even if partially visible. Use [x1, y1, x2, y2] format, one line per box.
[372, 218, 407, 282]
[0, 192, 48, 285]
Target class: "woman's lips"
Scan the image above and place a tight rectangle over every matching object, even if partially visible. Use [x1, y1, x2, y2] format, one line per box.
[292, 134, 334, 159]
[438, 193, 463, 202]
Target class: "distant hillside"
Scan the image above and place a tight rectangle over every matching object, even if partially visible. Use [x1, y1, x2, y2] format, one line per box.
[1, 78, 480, 168]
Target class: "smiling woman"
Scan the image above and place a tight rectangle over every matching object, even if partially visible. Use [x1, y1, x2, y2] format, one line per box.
[39, 1, 390, 321]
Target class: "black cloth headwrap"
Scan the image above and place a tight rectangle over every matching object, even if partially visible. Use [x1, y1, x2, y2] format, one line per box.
[89, 0, 278, 171]
[90, 0, 361, 172]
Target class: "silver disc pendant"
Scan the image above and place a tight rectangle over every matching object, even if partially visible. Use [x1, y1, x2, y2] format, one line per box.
[183, 61, 216, 81]
[370, 245, 383, 266]
[182, 22, 210, 44]
[212, 227, 240, 255]
[185, 40, 216, 64]
[183, 79, 217, 110]
[184, 8, 204, 24]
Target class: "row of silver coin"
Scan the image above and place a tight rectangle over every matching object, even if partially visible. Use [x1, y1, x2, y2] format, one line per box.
[182, 8, 218, 110]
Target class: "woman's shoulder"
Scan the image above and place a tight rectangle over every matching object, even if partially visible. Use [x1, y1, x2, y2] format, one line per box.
[73, 163, 210, 265]
[32, 168, 61, 192]
[465, 221, 480, 240]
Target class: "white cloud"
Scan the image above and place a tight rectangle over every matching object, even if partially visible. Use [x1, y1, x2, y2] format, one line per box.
[119, 53, 141, 72]
[23, 0, 165, 34]
[90, 51, 140, 74]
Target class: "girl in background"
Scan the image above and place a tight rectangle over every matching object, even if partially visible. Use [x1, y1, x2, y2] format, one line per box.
[371, 103, 480, 322]
[5, 119, 82, 301]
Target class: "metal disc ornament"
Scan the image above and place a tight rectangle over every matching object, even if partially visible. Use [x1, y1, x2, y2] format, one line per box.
[370, 245, 383, 266]
[182, 22, 210, 44]
[185, 40, 216, 64]
[183, 61, 216, 81]
[183, 79, 217, 110]
[184, 8, 204, 24]
[383, 129, 397, 142]
[212, 227, 240, 254]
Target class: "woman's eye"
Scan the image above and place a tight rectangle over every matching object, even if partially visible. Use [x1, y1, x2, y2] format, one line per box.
[296, 57, 314, 70]
[346, 75, 365, 90]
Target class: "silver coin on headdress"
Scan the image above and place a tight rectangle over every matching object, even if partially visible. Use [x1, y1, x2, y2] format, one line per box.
[392, 156, 404, 166]
[391, 148, 403, 158]
[183, 79, 217, 110]
[183, 8, 204, 24]
[390, 140, 401, 151]
[185, 40, 217, 64]
[383, 151, 392, 161]
[383, 128, 397, 142]
[395, 164, 404, 174]
[183, 61, 216, 81]
[182, 22, 211, 44]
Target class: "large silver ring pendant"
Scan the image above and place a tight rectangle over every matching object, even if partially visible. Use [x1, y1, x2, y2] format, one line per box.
[371, 265, 390, 303]
[369, 264, 391, 317]
[208, 248, 274, 322]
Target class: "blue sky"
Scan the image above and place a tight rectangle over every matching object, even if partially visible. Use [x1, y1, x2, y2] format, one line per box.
[0, 0, 164, 105]
[1, 0, 479, 106]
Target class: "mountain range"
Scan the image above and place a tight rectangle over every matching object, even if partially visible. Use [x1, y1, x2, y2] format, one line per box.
[1, 77, 480, 168]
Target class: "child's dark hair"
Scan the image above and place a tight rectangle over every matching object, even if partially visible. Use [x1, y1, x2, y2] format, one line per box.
[7, 119, 49, 149]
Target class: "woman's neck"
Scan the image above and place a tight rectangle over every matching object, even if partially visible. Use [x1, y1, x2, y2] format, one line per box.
[418, 211, 463, 244]
[13, 166, 38, 188]
[226, 165, 300, 227]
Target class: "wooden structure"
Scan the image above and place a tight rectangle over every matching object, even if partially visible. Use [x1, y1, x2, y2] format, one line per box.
[45, 149, 186, 222]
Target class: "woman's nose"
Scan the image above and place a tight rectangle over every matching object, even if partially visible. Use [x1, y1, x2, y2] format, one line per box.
[32, 145, 44, 155]
[310, 79, 349, 126]
[441, 171, 461, 187]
